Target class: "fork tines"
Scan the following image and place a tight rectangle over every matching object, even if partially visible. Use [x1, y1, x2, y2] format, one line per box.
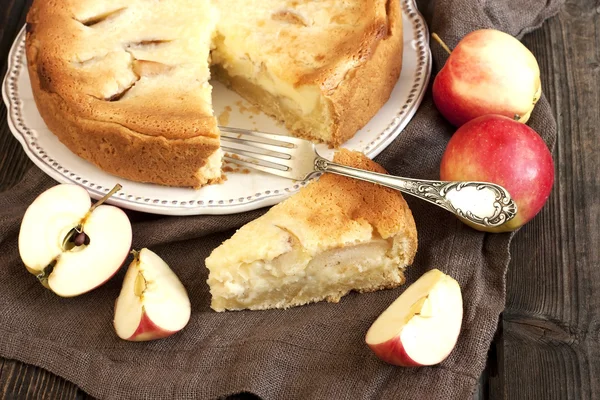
[219, 126, 298, 173]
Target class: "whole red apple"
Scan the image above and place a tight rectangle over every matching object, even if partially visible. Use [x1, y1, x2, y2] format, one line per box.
[433, 29, 541, 127]
[440, 115, 554, 232]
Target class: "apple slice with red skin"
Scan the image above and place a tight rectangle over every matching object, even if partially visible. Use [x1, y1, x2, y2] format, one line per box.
[366, 269, 463, 367]
[114, 248, 191, 341]
[18, 184, 132, 297]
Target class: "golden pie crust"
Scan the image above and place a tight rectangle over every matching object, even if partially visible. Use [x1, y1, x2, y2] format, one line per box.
[26, 0, 403, 188]
[206, 150, 418, 311]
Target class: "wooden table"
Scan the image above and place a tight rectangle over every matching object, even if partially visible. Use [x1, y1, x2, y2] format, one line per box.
[1, 1, 598, 399]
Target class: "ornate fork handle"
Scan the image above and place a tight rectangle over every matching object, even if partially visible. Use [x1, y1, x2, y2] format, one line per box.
[315, 157, 517, 228]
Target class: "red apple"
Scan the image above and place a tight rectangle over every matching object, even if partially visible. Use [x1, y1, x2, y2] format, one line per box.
[114, 248, 191, 341]
[366, 269, 463, 367]
[440, 114, 554, 232]
[433, 29, 541, 127]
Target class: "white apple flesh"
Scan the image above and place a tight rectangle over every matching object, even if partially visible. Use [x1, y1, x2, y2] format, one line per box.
[18, 184, 132, 297]
[365, 269, 463, 367]
[114, 248, 191, 341]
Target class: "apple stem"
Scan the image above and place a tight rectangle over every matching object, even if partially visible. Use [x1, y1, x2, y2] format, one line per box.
[89, 183, 122, 213]
[431, 33, 452, 55]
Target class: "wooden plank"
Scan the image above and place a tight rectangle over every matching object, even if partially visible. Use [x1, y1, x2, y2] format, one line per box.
[490, 0, 600, 398]
[0, 359, 90, 400]
[0, 0, 33, 191]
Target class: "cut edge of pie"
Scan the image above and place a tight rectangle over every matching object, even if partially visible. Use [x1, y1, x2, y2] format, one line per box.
[205, 149, 418, 311]
[25, 1, 403, 188]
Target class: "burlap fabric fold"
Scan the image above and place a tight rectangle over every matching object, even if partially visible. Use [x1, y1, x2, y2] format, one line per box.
[0, 0, 562, 398]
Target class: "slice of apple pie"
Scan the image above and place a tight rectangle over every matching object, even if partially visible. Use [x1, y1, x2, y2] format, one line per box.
[205, 150, 418, 311]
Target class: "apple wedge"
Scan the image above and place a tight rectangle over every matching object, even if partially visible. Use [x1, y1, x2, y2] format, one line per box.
[18, 184, 132, 297]
[365, 269, 463, 366]
[114, 248, 191, 341]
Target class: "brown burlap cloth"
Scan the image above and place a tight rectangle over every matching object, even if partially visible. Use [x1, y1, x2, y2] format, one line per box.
[0, 0, 563, 398]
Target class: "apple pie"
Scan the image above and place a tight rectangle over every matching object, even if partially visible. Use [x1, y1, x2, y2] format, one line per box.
[206, 150, 418, 311]
[25, 0, 403, 187]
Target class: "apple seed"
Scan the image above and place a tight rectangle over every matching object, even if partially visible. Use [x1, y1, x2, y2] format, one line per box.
[62, 226, 81, 251]
[62, 226, 90, 250]
[73, 231, 91, 246]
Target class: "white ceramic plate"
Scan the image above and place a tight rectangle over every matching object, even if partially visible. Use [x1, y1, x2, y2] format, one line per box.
[2, 0, 431, 216]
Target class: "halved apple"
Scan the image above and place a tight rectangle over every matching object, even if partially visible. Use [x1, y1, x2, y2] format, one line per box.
[365, 269, 463, 366]
[114, 248, 191, 341]
[18, 184, 132, 297]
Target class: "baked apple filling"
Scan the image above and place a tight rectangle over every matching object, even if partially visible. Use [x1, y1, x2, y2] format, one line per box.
[206, 150, 418, 311]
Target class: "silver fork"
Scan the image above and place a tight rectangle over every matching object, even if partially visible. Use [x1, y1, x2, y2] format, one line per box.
[220, 126, 517, 228]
